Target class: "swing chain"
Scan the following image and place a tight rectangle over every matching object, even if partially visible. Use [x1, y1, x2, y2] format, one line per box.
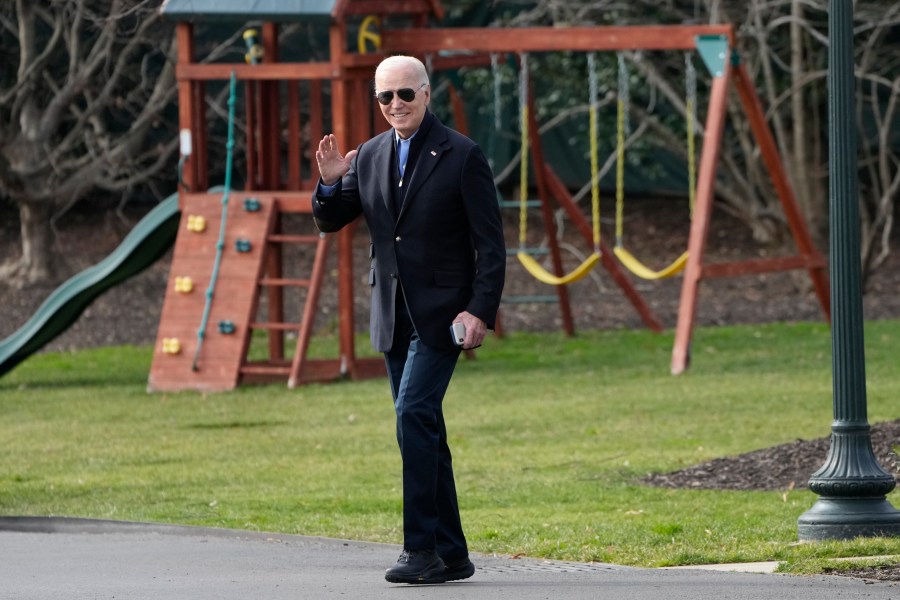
[615, 53, 629, 246]
[685, 52, 698, 213]
[685, 53, 698, 124]
[519, 53, 529, 113]
[491, 53, 502, 131]
[587, 53, 598, 110]
[616, 52, 631, 135]
[587, 52, 601, 254]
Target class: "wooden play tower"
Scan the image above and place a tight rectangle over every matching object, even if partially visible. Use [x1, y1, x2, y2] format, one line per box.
[149, 1, 829, 391]
[149, 0, 435, 391]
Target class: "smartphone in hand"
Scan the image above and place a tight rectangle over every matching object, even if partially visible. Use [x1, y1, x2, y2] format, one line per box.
[450, 322, 466, 346]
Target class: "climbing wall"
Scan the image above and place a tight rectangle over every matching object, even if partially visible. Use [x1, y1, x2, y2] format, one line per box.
[148, 192, 276, 392]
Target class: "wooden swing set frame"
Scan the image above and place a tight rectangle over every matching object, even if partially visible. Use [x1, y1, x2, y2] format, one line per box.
[381, 23, 830, 374]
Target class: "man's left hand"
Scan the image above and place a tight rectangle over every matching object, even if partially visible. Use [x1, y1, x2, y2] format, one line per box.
[452, 311, 487, 350]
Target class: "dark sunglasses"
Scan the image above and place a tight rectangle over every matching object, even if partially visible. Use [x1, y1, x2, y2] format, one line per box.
[375, 82, 427, 105]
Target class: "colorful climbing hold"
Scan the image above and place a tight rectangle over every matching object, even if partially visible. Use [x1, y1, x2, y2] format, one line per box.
[162, 338, 182, 355]
[174, 276, 194, 293]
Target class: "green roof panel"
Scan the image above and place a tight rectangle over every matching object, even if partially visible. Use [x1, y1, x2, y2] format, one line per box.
[160, 0, 337, 22]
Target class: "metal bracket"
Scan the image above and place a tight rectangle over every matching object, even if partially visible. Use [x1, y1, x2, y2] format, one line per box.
[695, 34, 730, 78]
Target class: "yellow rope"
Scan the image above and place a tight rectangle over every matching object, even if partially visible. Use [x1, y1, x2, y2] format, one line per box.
[518, 104, 529, 248]
[615, 97, 625, 244]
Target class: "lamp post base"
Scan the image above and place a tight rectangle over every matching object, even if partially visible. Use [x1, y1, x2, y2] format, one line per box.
[798, 497, 900, 541]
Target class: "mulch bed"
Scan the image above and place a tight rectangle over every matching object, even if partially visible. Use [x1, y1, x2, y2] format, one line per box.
[642, 420, 900, 491]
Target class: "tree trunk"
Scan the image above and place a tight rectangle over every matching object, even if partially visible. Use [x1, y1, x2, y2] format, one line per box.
[1, 200, 60, 288]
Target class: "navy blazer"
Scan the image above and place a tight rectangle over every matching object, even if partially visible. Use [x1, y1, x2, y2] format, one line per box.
[313, 113, 506, 352]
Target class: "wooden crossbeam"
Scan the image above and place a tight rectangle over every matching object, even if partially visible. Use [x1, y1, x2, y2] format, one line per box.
[383, 25, 735, 54]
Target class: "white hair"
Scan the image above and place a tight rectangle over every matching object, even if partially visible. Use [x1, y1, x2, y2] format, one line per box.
[375, 55, 429, 88]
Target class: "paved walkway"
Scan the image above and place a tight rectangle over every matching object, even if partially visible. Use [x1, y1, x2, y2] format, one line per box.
[1, 517, 896, 600]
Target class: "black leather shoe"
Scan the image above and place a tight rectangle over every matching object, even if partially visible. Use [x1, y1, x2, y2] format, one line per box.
[384, 549, 447, 584]
[443, 556, 476, 581]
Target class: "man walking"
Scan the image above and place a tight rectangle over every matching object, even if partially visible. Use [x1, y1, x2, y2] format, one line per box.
[312, 55, 506, 584]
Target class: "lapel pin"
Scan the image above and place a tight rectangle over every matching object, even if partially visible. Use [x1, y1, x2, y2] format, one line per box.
[430, 150, 437, 156]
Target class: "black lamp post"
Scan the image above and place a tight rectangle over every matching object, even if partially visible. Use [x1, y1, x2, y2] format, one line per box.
[796, 0, 900, 540]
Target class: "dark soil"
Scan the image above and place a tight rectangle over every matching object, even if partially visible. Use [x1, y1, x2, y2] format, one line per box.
[3, 198, 900, 580]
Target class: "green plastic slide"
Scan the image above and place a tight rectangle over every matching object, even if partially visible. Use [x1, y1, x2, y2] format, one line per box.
[0, 193, 181, 378]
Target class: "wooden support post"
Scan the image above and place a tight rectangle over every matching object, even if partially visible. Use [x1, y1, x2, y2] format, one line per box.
[245, 81, 257, 190]
[176, 23, 197, 199]
[338, 225, 357, 377]
[193, 80, 208, 192]
[351, 77, 370, 146]
[526, 88, 576, 336]
[447, 84, 469, 134]
[255, 79, 267, 188]
[671, 59, 732, 375]
[287, 81, 302, 190]
[309, 81, 323, 187]
[258, 24, 285, 358]
[330, 22, 357, 378]
[263, 24, 281, 190]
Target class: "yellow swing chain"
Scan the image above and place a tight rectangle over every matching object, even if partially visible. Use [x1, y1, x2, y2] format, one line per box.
[614, 52, 628, 247]
[518, 53, 530, 253]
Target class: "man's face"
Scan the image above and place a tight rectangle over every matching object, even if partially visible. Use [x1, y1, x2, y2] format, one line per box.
[374, 64, 429, 139]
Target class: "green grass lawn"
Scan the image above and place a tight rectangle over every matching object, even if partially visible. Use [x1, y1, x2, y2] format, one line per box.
[4, 320, 900, 574]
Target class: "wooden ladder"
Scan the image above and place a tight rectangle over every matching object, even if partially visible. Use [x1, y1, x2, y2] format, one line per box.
[239, 219, 332, 388]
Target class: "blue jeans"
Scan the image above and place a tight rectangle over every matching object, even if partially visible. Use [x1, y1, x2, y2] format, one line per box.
[384, 302, 467, 560]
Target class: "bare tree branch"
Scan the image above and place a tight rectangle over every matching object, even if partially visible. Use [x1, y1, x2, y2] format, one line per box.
[0, 0, 178, 285]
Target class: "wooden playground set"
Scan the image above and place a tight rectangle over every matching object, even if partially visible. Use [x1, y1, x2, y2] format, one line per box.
[148, 0, 830, 392]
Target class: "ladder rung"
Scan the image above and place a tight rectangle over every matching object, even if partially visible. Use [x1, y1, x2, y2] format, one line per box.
[509, 247, 549, 256]
[499, 200, 542, 209]
[249, 322, 302, 331]
[501, 295, 560, 304]
[259, 278, 311, 287]
[240, 364, 291, 376]
[268, 234, 321, 244]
